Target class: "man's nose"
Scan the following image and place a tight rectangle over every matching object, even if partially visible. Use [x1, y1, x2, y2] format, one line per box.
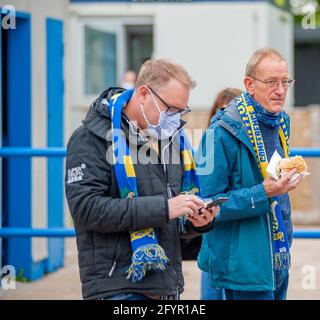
[275, 81, 286, 95]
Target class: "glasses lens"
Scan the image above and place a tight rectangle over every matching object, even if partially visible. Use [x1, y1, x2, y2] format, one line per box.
[166, 109, 179, 116]
[166, 107, 190, 116]
[181, 107, 190, 116]
[267, 81, 277, 88]
[287, 80, 295, 88]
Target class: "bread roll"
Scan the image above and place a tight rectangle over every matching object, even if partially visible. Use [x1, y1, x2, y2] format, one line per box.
[278, 156, 307, 174]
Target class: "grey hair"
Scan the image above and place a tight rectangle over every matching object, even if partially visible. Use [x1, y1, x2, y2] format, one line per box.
[245, 48, 287, 77]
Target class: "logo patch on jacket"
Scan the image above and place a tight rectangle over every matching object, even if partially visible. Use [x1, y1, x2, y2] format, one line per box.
[67, 163, 86, 183]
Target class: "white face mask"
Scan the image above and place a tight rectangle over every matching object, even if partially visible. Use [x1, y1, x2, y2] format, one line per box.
[139, 89, 181, 140]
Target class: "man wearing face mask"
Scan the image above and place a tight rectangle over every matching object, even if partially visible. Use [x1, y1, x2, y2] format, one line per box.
[65, 59, 218, 300]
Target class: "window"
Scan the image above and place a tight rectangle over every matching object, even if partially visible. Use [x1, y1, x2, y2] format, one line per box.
[84, 25, 117, 95]
[75, 17, 153, 101]
[125, 25, 153, 75]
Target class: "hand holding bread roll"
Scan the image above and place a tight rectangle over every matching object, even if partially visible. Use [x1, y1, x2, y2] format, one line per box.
[267, 151, 310, 182]
[277, 155, 308, 179]
[263, 168, 303, 198]
[264, 152, 309, 198]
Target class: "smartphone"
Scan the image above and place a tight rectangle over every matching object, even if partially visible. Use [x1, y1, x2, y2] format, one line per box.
[204, 197, 229, 209]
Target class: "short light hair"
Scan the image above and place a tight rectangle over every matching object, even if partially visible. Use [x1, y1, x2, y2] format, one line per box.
[245, 48, 287, 77]
[136, 58, 196, 90]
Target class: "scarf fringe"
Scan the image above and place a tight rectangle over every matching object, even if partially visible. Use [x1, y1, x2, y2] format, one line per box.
[273, 252, 291, 270]
[126, 244, 169, 283]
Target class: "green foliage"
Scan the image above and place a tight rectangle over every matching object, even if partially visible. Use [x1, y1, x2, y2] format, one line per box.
[15, 268, 29, 283]
[290, 0, 320, 27]
[294, 12, 320, 27]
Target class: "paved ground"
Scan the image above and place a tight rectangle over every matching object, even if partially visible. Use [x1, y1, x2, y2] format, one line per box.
[1, 233, 320, 300]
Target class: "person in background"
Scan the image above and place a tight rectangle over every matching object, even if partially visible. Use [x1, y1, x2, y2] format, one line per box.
[199, 87, 242, 300]
[120, 70, 137, 90]
[207, 88, 242, 127]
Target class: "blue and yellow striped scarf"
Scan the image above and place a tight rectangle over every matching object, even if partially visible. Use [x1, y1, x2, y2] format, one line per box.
[107, 89, 199, 282]
[237, 91, 290, 270]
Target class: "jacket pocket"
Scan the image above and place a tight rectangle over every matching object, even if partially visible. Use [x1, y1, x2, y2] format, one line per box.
[106, 233, 132, 278]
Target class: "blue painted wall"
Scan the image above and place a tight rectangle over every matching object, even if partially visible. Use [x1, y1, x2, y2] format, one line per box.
[46, 18, 65, 273]
[0, 12, 66, 281]
[0, 13, 3, 272]
[4, 13, 39, 281]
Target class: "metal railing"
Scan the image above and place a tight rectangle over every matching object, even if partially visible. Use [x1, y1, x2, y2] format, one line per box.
[0, 227, 75, 237]
[0, 147, 66, 157]
[1, 147, 320, 158]
[0, 227, 319, 238]
[0, 147, 320, 239]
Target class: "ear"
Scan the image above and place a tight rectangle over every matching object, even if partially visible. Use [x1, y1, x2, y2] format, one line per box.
[244, 77, 255, 96]
[136, 85, 149, 104]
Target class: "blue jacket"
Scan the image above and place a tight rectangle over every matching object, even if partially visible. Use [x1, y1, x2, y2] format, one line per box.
[196, 99, 291, 291]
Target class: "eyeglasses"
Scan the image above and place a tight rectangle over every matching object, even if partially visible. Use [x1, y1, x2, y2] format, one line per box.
[251, 77, 295, 89]
[148, 87, 191, 116]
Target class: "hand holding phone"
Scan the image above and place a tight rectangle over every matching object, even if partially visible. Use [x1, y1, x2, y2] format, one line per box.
[201, 197, 228, 210]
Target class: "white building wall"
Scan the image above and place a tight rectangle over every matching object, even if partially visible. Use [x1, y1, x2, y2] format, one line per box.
[1, 0, 69, 262]
[267, 4, 294, 108]
[68, 1, 293, 133]
[154, 2, 271, 109]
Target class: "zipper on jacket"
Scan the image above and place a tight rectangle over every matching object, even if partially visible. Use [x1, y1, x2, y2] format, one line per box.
[220, 119, 276, 289]
[251, 197, 255, 209]
[266, 212, 276, 290]
[175, 286, 180, 300]
[167, 183, 173, 198]
[108, 261, 117, 277]
[108, 234, 122, 278]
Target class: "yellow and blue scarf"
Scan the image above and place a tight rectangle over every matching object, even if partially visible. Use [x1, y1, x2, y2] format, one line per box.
[107, 89, 199, 282]
[237, 91, 290, 270]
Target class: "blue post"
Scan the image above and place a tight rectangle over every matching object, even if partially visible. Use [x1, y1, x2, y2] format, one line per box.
[0, 10, 2, 272]
[5, 13, 37, 281]
[46, 17, 65, 273]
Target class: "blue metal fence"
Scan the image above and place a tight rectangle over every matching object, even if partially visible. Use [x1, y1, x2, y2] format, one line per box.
[0, 227, 319, 239]
[1, 146, 320, 240]
[0, 147, 66, 157]
[1, 146, 320, 158]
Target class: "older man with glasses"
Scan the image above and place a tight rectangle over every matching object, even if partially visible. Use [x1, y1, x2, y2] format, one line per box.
[65, 58, 218, 300]
[197, 48, 303, 300]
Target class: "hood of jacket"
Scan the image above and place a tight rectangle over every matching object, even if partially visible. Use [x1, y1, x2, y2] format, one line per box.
[82, 87, 125, 139]
[216, 96, 290, 160]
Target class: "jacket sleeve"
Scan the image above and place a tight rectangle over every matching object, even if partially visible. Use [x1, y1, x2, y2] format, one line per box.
[180, 220, 214, 239]
[65, 127, 169, 234]
[197, 125, 270, 223]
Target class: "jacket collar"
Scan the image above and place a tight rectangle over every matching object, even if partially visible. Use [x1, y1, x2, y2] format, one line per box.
[82, 87, 124, 139]
[218, 98, 258, 160]
[82, 87, 187, 146]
